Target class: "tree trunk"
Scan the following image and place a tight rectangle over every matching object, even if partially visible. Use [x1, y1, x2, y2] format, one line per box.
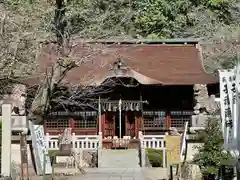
[29, 0, 74, 124]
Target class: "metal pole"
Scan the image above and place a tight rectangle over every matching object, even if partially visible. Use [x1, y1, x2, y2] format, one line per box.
[20, 134, 24, 180]
[170, 165, 173, 180]
[98, 97, 102, 133]
[42, 151, 46, 180]
[51, 155, 55, 180]
[119, 99, 122, 139]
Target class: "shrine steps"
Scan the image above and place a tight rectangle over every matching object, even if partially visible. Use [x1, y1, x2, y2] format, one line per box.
[98, 149, 140, 168]
[102, 139, 140, 149]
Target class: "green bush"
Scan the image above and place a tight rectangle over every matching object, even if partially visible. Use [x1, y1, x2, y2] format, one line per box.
[193, 117, 233, 180]
[145, 148, 163, 167]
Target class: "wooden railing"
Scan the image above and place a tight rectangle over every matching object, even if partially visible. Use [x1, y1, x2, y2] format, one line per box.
[45, 133, 99, 150]
[141, 135, 165, 149]
[139, 125, 188, 167]
[143, 110, 192, 131]
[139, 131, 166, 167]
[44, 111, 97, 133]
[170, 110, 192, 129]
[44, 110, 193, 136]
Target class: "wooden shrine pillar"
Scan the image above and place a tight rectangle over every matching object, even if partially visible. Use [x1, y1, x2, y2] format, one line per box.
[125, 112, 135, 138]
[103, 112, 115, 137]
[100, 113, 106, 137]
[68, 118, 75, 132]
[166, 115, 171, 130]
[125, 112, 129, 136]
[135, 114, 143, 138]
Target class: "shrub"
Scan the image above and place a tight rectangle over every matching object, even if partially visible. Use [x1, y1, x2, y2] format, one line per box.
[193, 117, 233, 180]
[145, 148, 163, 167]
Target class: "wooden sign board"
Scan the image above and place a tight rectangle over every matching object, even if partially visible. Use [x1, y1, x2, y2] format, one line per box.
[29, 121, 52, 175]
[166, 135, 181, 165]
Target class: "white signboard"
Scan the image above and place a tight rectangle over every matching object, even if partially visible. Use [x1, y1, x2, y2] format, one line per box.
[235, 62, 240, 155]
[180, 121, 188, 161]
[219, 69, 236, 150]
[29, 121, 52, 175]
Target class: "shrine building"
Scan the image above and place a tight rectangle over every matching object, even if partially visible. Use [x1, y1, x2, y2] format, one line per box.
[25, 39, 219, 141]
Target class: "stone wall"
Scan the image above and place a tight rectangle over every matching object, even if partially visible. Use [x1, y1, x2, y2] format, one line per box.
[185, 141, 203, 162]
[182, 163, 202, 180]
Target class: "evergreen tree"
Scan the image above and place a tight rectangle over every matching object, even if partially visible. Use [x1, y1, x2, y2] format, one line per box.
[193, 117, 233, 180]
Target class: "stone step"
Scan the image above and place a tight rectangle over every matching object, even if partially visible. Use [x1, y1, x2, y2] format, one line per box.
[99, 149, 140, 168]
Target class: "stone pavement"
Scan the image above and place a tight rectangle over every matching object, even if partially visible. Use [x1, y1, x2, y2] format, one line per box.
[11, 146, 168, 179]
[65, 149, 168, 180]
[15, 167, 168, 180]
[69, 167, 168, 180]
[70, 168, 145, 180]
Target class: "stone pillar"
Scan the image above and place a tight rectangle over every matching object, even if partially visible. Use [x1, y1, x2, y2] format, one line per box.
[192, 84, 209, 128]
[138, 131, 146, 167]
[193, 84, 209, 114]
[1, 104, 12, 177]
[98, 132, 102, 167]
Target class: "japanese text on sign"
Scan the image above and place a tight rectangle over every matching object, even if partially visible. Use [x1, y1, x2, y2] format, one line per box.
[166, 135, 181, 165]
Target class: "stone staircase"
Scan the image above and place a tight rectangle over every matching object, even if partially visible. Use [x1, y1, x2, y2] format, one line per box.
[91, 149, 169, 179]
[99, 149, 140, 168]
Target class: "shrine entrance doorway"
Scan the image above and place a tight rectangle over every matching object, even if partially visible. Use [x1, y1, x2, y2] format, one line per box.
[114, 111, 126, 138]
[100, 99, 147, 138]
[103, 111, 142, 138]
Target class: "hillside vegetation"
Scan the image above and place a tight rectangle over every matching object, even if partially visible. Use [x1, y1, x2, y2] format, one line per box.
[1, 0, 239, 74]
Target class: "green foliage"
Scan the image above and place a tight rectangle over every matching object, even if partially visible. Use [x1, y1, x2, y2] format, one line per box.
[133, 0, 191, 38]
[145, 148, 163, 167]
[133, 0, 238, 38]
[193, 117, 233, 177]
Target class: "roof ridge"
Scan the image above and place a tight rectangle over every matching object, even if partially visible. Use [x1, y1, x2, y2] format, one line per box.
[72, 38, 199, 45]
